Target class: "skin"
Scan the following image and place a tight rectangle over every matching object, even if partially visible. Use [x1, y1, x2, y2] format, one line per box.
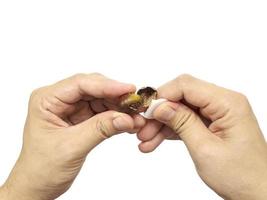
[0, 73, 266, 200]
[137, 74, 267, 200]
[0, 73, 146, 200]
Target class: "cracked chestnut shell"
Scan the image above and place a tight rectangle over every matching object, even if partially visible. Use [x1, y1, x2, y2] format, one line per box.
[119, 87, 157, 114]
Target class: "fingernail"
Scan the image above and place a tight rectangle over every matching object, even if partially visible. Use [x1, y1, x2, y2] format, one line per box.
[113, 115, 129, 130]
[155, 105, 176, 122]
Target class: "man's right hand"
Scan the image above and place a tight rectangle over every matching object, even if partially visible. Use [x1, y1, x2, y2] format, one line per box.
[137, 74, 267, 200]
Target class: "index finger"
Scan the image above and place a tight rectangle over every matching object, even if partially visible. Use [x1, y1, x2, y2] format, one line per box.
[158, 74, 227, 107]
[157, 74, 249, 121]
[49, 73, 136, 104]
[29, 73, 136, 119]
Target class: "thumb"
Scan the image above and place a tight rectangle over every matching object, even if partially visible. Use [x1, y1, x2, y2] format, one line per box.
[72, 110, 135, 153]
[152, 102, 214, 150]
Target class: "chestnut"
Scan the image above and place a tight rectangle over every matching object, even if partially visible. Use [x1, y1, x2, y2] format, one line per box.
[119, 87, 157, 114]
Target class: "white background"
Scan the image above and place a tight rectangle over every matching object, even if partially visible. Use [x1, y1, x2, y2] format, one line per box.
[0, 0, 267, 199]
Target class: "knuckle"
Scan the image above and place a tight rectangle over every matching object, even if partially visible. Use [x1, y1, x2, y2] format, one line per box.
[234, 92, 248, 103]
[226, 91, 251, 113]
[29, 86, 49, 107]
[70, 73, 88, 88]
[174, 74, 194, 89]
[29, 87, 43, 104]
[71, 73, 104, 85]
[95, 119, 111, 139]
[225, 91, 247, 103]
[89, 72, 103, 77]
[172, 108, 196, 134]
[30, 88, 40, 98]
[72, 73, 87, 81]
[176, 73, 193, 83]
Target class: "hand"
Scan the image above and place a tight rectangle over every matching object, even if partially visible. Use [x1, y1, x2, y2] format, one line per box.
[137, 74, 267, 200]
[0, 73, 145, 200]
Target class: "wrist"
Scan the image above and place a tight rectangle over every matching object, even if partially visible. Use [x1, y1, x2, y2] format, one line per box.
[227, 179, 267, 200]
[247, 180, 267, 200]
[0, 180, 43, 200]
[0, 185, 8, 200]
[1, 158, 46, 200]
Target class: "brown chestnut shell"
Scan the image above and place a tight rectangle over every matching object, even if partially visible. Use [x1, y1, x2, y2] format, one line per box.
[119, 87, 157, 114]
